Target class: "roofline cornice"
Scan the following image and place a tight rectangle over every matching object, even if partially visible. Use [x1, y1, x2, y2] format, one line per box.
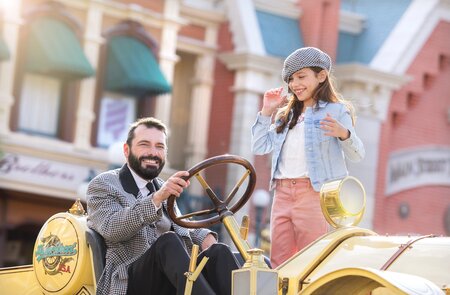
[218, 52, 282, 75]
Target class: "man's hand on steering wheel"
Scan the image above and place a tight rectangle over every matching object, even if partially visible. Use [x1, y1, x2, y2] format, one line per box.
[153, 171, 190, 208]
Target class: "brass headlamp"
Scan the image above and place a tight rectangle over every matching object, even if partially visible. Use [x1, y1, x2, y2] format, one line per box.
[320, 176, 366, 228]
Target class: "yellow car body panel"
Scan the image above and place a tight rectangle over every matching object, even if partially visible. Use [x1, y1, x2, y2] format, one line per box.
[0, 265, 41, 294]
[276, 227, 450, 294]
[276, 227, 377, 294]
[306, 235, 450, 288]
[301, 267, 445, 295]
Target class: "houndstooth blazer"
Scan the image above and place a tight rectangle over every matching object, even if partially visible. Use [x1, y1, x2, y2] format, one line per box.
[86, 164, 215, 295]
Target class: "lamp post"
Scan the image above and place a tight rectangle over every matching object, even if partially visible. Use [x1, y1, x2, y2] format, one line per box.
[253, 189, 270, 247]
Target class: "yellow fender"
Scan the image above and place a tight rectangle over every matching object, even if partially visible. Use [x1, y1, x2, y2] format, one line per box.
[300, 267, 444, 295]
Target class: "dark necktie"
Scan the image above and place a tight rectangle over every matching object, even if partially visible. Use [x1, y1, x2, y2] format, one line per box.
[146, 180, 170, 228]
[146, 181, 156, 196]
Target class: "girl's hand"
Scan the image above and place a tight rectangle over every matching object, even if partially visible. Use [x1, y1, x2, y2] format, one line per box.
[320, 113, 350, 140]
[261, 87, 286, 116]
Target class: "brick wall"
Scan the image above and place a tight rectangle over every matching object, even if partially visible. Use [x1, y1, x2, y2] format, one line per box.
[374, 21, 450, 235]
[298, 0, 340, 59]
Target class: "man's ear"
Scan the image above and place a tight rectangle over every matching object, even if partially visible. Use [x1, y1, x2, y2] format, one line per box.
[123, 143, 129, 159]
[318, 70, 327, 83]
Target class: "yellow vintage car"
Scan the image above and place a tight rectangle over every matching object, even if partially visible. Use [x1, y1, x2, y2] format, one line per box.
[0, 154, 448, 295]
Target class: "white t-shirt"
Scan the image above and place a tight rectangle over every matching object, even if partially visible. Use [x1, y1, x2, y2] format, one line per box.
[274, 118, 309, 179]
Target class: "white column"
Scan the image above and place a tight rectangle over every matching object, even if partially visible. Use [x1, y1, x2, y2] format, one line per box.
[334, 64, 409, 229]
[154, 0, 181, 124]
[219, 53, 281, 247]
[229, 90, 260, 163]
[341, 82, 384, 230]
[0, 0, 22, 134]
[184, 57, 214, 163]
[74, 3, 104, 150]
[220, 0, 268, 245]
[226, 76, 264, 250]
[185, 54, 214, 195]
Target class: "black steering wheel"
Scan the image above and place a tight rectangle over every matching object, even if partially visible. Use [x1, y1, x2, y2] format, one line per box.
[167, 154, 256, 228]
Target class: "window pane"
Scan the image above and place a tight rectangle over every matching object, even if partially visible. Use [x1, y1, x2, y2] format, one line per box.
[18, 73, 61, 136]
[97, 93, 136, 148]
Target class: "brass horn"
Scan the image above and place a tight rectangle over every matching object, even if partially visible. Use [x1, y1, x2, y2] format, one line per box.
[320, 176, 366, 228]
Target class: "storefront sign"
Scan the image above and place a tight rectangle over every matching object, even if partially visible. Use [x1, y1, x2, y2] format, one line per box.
[385, 146, 450, 195]
[0, 153, 98, 190]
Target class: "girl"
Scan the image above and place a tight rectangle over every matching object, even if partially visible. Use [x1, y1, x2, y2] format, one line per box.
[251, 47, 365, 267]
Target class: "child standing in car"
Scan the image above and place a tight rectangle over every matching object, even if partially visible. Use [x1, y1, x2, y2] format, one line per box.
[251, 47, 365, 267]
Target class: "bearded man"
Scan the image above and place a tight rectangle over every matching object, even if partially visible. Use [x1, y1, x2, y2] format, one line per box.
[87, 117, 239, 295]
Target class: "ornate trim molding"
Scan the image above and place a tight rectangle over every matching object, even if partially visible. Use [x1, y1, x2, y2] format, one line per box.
[254, 0, 301, 19]
[339, 10, 366, 34]
[219, 52, 281, 74]
[335, 63, 410, 121]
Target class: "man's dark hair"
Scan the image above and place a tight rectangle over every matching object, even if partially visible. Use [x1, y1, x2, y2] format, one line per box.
[126, 117, 168, 146]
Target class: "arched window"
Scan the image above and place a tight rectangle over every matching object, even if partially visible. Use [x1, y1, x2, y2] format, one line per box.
[11, 2, 94, 140]
[94, 20, 171, 148]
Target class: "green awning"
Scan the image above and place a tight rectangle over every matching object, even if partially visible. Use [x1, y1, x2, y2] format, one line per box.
[105, 36, 171, 97]
[0, 37, 10, 61]
[25, 18, 95, 79]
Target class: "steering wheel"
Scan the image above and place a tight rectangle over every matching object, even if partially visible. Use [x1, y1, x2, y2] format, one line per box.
[167, 154, 256, 229]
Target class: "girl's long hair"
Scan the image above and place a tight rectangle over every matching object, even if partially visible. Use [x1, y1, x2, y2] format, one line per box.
[275, 67, 355, 133]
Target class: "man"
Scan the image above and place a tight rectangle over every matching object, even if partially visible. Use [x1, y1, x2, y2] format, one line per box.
[87, 117, 239, 295]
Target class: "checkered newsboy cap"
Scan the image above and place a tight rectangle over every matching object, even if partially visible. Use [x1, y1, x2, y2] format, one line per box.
[282, 47, 332, 83]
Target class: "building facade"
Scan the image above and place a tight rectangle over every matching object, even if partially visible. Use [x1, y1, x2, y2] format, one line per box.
[0, 0, 449, 266]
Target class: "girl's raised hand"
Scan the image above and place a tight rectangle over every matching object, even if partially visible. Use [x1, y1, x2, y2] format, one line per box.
[320, 113, 350, 140]
[261, 86, 287, 116]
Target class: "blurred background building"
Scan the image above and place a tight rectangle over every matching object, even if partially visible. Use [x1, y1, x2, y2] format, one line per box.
[0, 0, 448, 266]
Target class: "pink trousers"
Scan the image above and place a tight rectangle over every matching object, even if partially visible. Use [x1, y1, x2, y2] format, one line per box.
[270, 178, 328, 268]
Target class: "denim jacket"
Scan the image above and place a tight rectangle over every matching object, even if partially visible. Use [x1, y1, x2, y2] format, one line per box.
[251, 101, 365, 191]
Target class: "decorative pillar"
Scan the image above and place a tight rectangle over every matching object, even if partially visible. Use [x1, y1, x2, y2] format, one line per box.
[334, 64, 409, 229]
[0, 0, 22, 134]
[221, 0, 268, 244]
[155, 0, 181, 124]
[227, 88, 260, 223]
[219, 52, 281, 243]
[74, 3, 104, 150]
[185, 54, 214, 195]
[0, 196, 7, 266]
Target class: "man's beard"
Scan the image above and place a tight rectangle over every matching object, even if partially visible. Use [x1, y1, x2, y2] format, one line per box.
[128, 150, 165, 180]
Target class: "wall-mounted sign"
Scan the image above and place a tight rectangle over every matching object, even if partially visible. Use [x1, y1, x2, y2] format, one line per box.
[97, 95, 136, 148]
[0, 153, 98, 191]
[385, 146, 450, 195]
